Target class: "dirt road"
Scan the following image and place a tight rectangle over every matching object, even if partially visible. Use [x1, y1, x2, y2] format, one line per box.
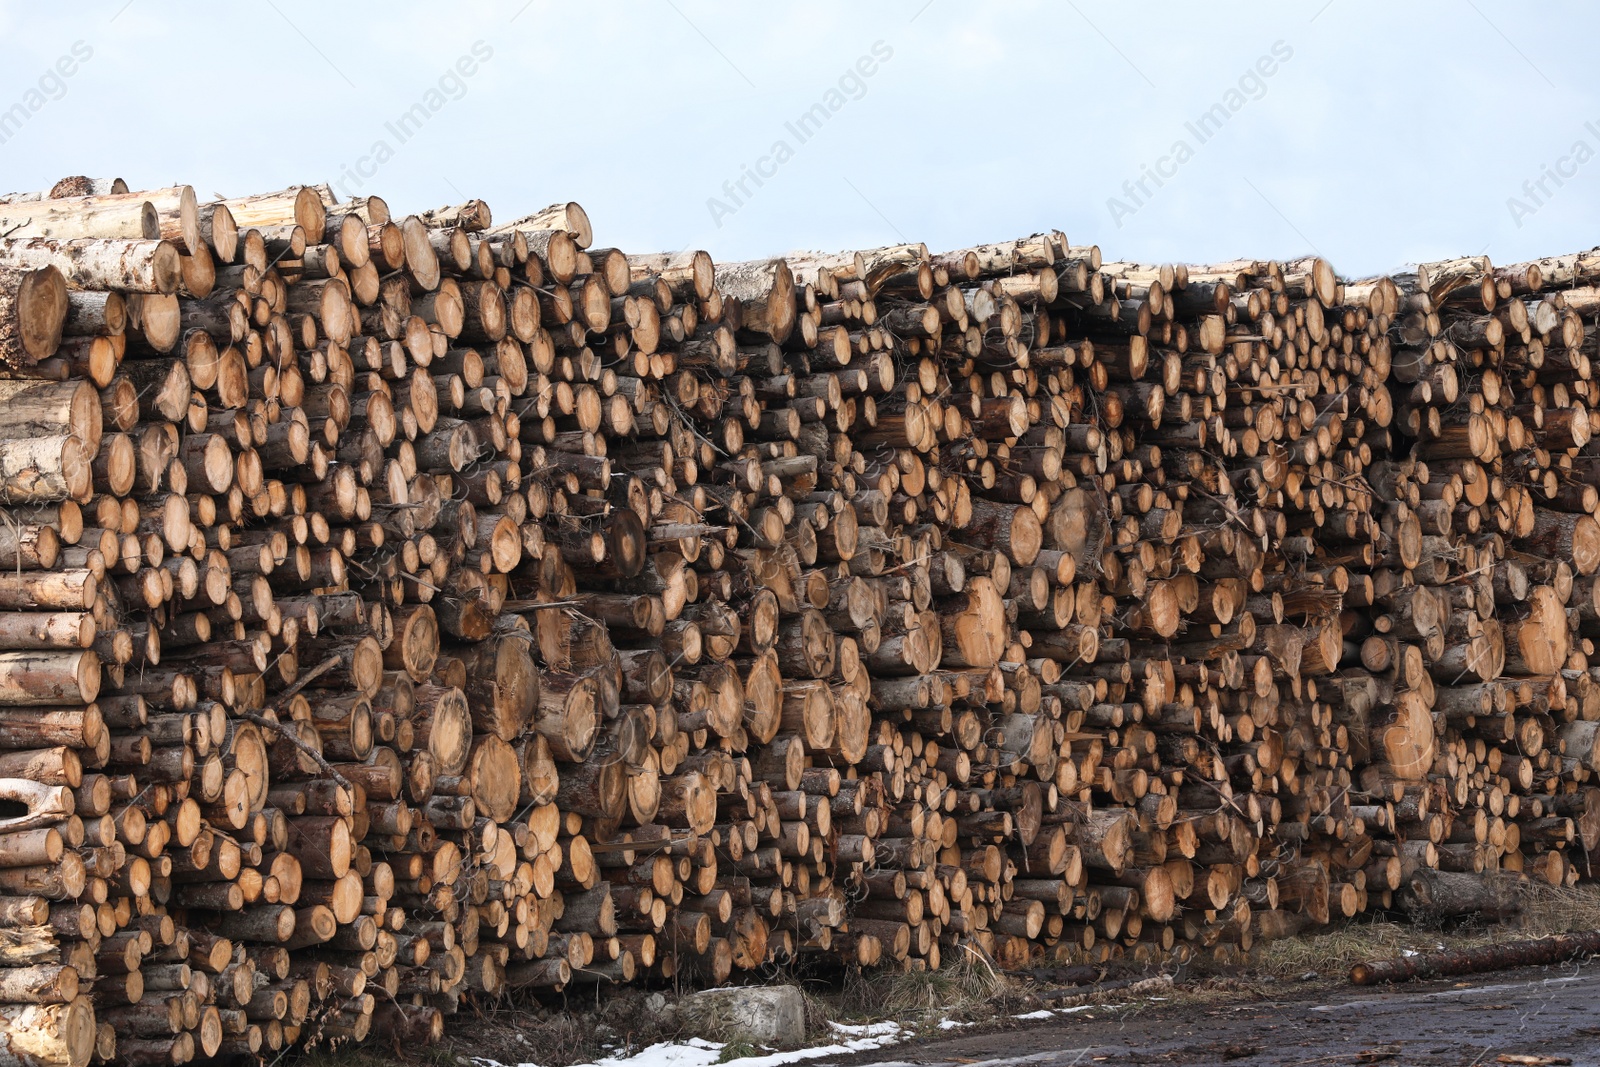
[821, 961, 1600, 1066]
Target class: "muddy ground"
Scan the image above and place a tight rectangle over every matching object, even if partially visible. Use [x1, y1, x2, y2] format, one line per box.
[817, 959, 1600, 1066]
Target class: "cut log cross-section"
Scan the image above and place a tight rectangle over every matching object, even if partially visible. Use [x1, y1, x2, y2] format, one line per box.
[0, 267, 68, 366]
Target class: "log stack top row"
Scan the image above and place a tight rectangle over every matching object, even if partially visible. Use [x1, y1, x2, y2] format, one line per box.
[0, 174, 1596, 1067]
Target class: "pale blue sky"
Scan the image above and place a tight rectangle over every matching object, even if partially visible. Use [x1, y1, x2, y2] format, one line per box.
[1, 1, 1593, 278]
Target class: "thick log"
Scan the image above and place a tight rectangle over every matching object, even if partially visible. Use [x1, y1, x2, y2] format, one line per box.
[0, 653, 99, 706]
[0, 268, 68, 366]
[716, 259, 796, 343]
[0, 437, 91, 504]
[0, 997, 95, 1067]
[0, 239, 181, 295]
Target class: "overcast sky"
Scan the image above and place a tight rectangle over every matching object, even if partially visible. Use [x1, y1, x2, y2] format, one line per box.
[1, 1, 1595, 279]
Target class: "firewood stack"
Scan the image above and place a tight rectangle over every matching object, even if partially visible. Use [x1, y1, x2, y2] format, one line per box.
[1359, 254, 1600, 895]
[1, 174, 1599, 1066]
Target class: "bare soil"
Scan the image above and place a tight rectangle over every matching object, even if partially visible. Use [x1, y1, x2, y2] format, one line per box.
[816, 961, 1600, 1066]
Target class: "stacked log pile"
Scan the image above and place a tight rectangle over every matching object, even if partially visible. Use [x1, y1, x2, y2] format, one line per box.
[0, 174, 1598, 1067]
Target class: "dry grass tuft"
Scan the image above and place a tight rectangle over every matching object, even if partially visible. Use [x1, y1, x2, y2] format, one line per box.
[1518, 879, 1600, 933]
[428, 986, 689, 1067]
[715, 1041, 761, 1063]
[1249, 881, 1600, 979]
[839, 947, 1024, 1035]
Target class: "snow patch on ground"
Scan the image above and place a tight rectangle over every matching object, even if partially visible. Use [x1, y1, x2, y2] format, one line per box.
[486, 1004, 1124, 1067]
[827, 1022, 903, 1039]
[484, 1021, 907, 1067]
